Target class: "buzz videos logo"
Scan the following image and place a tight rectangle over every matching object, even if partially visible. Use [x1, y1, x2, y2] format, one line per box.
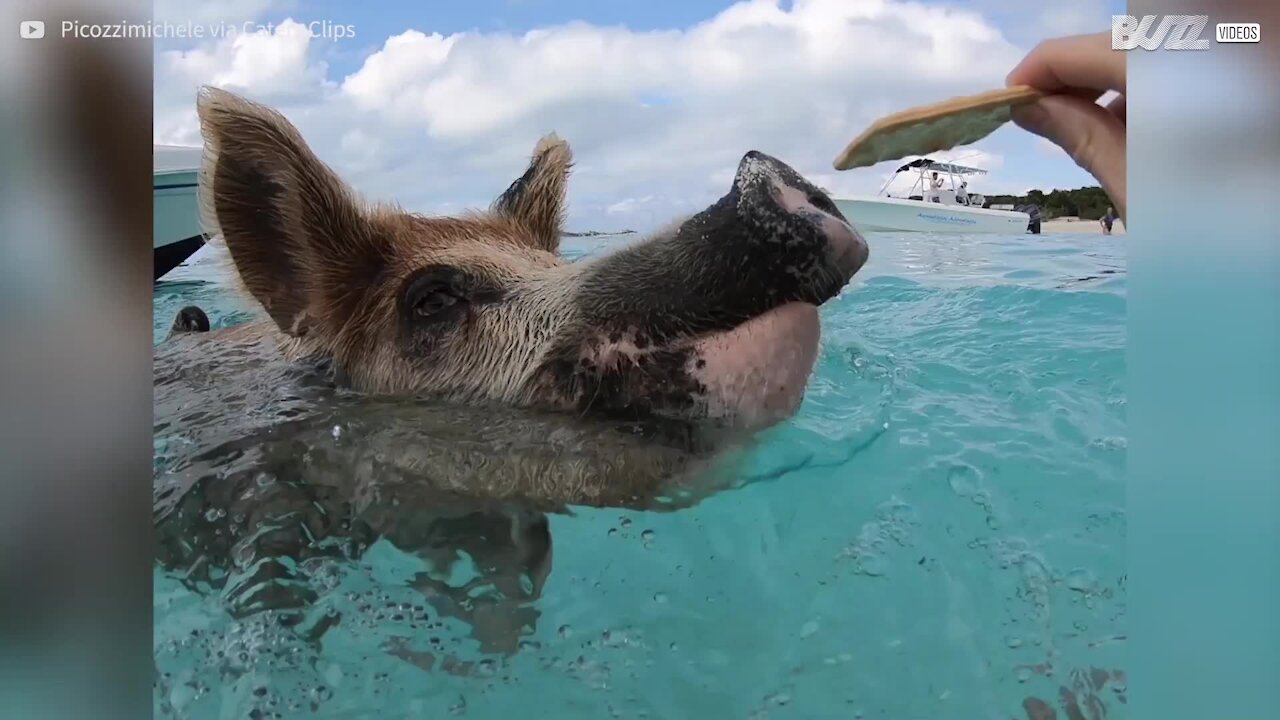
[1112, 15, 1261, 50]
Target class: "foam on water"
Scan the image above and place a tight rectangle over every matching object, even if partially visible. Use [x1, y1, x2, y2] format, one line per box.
[153, 231, 1125, 719]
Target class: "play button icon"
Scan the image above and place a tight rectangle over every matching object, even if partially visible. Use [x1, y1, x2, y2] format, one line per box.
[20, 20, 46, 39]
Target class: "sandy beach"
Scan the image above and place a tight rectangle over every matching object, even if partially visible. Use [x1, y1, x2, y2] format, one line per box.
[1040, 218, 1125, 235]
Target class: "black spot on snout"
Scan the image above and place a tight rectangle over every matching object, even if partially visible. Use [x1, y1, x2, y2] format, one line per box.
[539, 344, 708, 422]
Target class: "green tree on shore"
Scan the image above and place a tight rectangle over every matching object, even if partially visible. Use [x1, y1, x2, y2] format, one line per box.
[985, 186, 1114, 220]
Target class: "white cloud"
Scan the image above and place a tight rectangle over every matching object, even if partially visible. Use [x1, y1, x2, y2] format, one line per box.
[162, 19, 329, 97]
[153, 18, 336, 145]
[154, 0, 1046, 231]
[339, 0, 1012, 141]
[341, 31, 458, 118]
[605, 196, 658, 215]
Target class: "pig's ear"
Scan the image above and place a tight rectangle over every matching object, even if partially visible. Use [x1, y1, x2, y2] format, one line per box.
[492, 133, 573, 253]
[196, 86, 386, 338]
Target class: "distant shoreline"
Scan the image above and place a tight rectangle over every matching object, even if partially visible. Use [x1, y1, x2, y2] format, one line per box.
[562, 229, 637, 237]
[1041, 218, 1126, 235]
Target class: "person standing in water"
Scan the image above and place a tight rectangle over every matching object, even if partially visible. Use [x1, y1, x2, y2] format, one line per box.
[1100, 206, 1117, 234]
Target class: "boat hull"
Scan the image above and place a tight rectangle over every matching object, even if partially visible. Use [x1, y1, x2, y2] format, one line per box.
[834, 195, 1030, 234]
[154, 168, 206, 280]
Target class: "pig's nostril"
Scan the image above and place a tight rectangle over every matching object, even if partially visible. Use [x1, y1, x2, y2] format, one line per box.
[807, 192, 838, 216]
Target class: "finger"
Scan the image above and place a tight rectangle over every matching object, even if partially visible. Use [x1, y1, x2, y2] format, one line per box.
[1106, 94, 1126, 124]
[1006, 32, 1126, 95]
[1063, 87, 1107, 104]
[1012, 95, 1127, 219]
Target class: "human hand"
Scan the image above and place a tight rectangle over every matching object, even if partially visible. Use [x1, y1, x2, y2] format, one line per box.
[1007, 32, 1127, 221]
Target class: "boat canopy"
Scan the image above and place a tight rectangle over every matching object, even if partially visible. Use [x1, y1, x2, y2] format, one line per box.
[893, 157, 988, 176]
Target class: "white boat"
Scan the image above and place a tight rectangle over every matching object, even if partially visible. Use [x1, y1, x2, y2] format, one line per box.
[832, 158, 1034, 234]
[154, 144, 207, 280]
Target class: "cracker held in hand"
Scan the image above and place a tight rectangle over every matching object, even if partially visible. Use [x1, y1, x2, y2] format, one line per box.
[833, 86, 1045, 170]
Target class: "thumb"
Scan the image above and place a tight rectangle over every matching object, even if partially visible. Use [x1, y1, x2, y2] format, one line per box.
[1013, 95, 1127, 220]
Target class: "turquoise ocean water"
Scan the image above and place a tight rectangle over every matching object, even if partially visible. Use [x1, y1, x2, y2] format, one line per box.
[154, 230, 1126, 719]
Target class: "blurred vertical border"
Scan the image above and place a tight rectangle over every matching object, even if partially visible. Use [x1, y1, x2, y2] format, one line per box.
[1129, 0, 1280, 718]
[0, 0, 152, 718]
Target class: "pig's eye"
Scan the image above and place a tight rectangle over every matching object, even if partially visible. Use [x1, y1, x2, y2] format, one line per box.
[413, 287, 461, 318]
[403, 268, 468, 324]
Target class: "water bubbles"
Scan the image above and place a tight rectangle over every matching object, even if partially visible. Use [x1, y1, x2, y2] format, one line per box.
[1089, 435, 1127, 451]
[557, 624, 573, 640]
[652, 592, 668, 604]
[764, 691, 792, 707]
[255, 472, 275, 488]
[1015, 667, 1032, 683]
[331, 425, 342, 440]
[800, 620, 820, 638]
[619, 517, 632, 529]
[168, 683, 196, 711]
[607, 528, 618, 538]
[970, 488, 992, 510]
[640, 529, 656, 547]
[841, 497, 915, 576]
[1005, 635, 1023, 649]
[856, 552, 887, 577]
[232, 542, 256, 568]
[947, 464, 978, 496]
[204, 507, 225, 522]
[1065, 568, 1097, 594]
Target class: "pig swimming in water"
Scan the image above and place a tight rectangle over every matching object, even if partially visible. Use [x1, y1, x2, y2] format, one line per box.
[153, 87, 868, 659]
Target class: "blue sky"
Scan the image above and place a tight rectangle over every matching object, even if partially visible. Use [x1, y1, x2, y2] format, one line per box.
[154, 0, 1125, 231]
